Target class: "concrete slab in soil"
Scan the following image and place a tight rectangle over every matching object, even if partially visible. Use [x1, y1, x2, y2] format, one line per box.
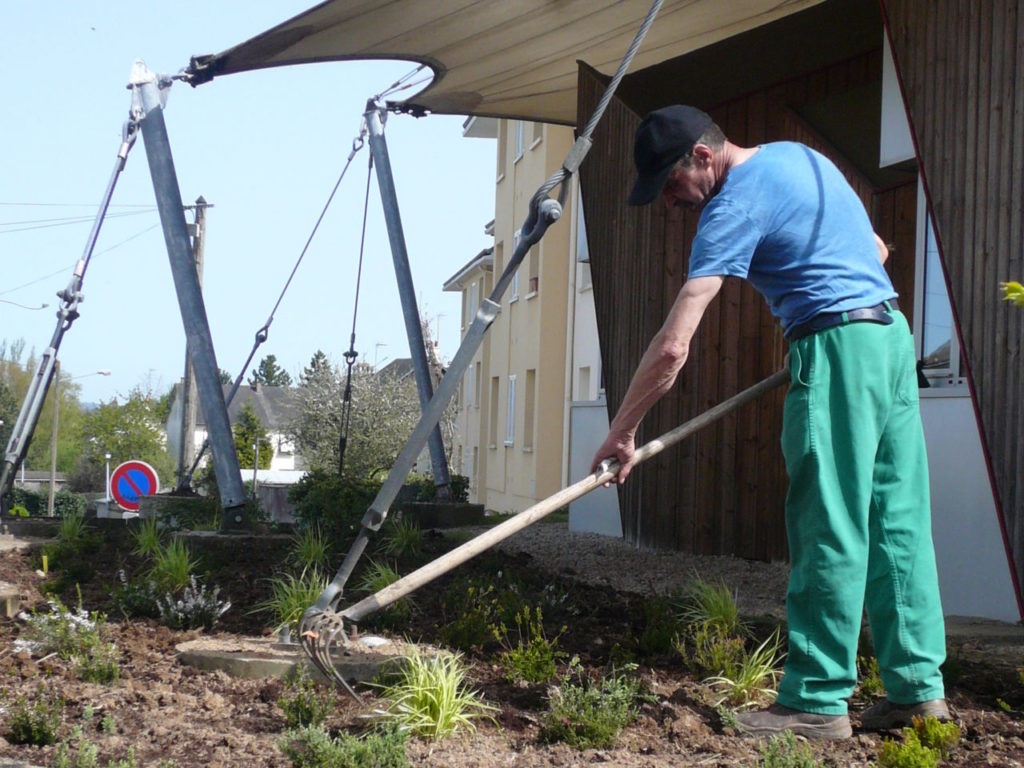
[176, 634, 422, 682]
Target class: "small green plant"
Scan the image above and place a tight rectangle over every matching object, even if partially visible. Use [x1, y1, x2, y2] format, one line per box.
[109, 569, 161, 621]
[156, 575, 231, 631]
[100, 713, 116, 734]
[637, 591, 686, 658]
[131, 518, 164, 560]
[678, 574, 746, 637]
[288, 524, 332, 573]
[373, 648, 496, 740]
[493, 605, 565, 684]
[540, 660, 649, 749]
[705, 628, 784, 708]
[380, 518, 423, 560]
[877, 730, 941, 768]
[857, 655, 885, 699]
[757, 729, 822, 767]
[437, 575, 522, 651]
[10, 503, 29, 517]
[997, 697, 1012, 713]
[279, 723, 408, 768]
[147, 538, 197, 593]
[21, 594, 119, 682]
[911, 715, 960, 758]
[355, 559, 412, 627]
[279, 668, 335, 729]
[58, 509, 87, 544]
[6, 692, 62, 746]
[677, 620, 747, 678]
[74, 640, 121, 684]
[877, 715, 960, 767]
[253, 568, 328, 636]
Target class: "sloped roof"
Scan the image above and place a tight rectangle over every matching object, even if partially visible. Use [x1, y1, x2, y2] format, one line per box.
[186, 0, 823, 125]
[169, 383, 301, 431]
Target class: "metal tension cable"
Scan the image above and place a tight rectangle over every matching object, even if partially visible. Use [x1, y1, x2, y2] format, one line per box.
[178, 126, 369, 490]
[301, 0, 666, 696]
[0, 116, 140, 502]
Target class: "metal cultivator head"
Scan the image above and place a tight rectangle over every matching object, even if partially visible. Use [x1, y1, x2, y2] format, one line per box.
[299, 603, 364, 703]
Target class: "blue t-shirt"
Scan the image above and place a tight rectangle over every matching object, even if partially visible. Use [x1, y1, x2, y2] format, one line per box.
[687, 142, 896, 332]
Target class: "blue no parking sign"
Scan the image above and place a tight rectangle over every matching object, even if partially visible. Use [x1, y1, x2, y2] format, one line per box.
[109, 460, 160, 512]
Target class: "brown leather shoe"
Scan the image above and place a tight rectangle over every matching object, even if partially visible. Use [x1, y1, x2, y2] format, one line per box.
[859, 698, 951, 730]
[734, 703, 853, 740]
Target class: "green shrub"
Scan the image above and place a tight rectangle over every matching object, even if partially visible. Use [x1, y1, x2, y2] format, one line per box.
[279, 724, 407, 768]
[437, 575, 524, 652]
[287, 470, 380, 537]
[147, 538, 197, 593]
[637, 592, 686, 658]
[10, 503, 29, 517]
[540, 661, 649, 749]
[677, 620, 747, 678]
[911, 715, 960, 758]
[704, 628, 784, 708]
[757, 729, 822, 767]
[156, 575, 231, 631]
[878, 730, 941, 768]
[355, 560, 411, 628]
[279, 668, 335, 729]
[494, 605, 565, 684]
[254, 568, 328, 635]
[109, 570, 161, 621]
[21, 595, 121, 684]
[6, 692, 62, 746]
[289, 525, 333, 573]
[678, 575, 746, 638]
[130, 518, 164, 560]
[380, 519, 423, 560]
[373, 648, 496, 740]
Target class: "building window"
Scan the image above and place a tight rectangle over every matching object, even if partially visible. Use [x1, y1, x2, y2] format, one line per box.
[497, 121, 507, 180]
[524, 369, 536, 449]
[528, 243, 539, 296]
[465, 364, 474, 408]
[913, 182, 965, 388]
[474, 361, 482, 407]
[471, 446, 478, 487]
[531, 120, 543, 148]
[489, 376, 499, 447]
[468, 280, 478, 328]
[514, 121, 525, 161]
[505, 374, 517, 446]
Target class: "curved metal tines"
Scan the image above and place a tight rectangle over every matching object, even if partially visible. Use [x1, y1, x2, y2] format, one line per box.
[300, 608, 364, 703]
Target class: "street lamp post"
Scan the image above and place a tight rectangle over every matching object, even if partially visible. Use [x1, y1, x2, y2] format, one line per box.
[104, 453, 112, 502]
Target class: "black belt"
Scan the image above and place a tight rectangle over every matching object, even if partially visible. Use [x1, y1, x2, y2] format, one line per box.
[786, 299, 899, 342]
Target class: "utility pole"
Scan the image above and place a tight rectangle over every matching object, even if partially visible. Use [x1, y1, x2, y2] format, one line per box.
[47, 360, 59, 517]
[178, 196, 209, 487]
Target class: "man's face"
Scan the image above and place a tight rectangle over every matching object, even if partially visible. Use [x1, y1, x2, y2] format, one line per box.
[660, 157, 715, 211]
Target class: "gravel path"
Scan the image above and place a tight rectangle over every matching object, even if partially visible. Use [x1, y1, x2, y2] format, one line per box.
[479, 521, 791, 620]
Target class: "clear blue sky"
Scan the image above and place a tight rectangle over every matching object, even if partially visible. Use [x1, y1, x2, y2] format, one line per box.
[2, 2, 497, 404]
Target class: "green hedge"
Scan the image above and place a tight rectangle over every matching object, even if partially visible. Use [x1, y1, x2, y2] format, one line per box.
[287, 470, 471, 536]
[5, 487, 87, 518]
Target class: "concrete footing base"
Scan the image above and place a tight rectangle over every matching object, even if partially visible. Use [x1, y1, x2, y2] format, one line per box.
[176, 634, 419, 682]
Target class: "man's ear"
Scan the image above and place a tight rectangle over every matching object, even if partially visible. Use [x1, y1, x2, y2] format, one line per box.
[692, 143, 713, 167]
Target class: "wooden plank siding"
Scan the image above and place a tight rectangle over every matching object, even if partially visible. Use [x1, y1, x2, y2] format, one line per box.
[882, 1, 1024, 588]
[577, 51, 918, 559]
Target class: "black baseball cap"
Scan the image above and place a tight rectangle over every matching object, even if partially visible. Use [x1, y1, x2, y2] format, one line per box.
[628, 105, 713, 206]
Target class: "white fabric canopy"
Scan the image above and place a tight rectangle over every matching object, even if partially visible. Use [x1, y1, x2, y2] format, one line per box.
[188, 0, 823, 125]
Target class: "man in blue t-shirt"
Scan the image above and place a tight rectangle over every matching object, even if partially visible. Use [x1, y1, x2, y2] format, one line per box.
[591, 105, 949, 740]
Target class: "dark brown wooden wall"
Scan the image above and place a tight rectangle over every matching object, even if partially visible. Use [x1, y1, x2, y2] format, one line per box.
[883, 1, 1024, 590]
[578, 51, 919, 560]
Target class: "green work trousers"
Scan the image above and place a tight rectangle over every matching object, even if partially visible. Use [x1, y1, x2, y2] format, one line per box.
[776, 310, 946, 715]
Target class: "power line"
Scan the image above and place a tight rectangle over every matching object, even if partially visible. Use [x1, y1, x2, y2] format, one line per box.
[0, 202, 155, 208]
[0, 209, 155, 234]
[0, 222, 161, 297]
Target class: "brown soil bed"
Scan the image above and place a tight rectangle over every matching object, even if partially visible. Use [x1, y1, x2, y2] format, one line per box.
[1, 521, 1023, 767]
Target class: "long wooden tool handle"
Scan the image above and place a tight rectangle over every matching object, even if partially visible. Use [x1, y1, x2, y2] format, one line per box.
[341, 368, 790, 623]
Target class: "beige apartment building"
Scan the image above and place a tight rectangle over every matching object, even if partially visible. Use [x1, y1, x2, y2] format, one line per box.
[446, 118, 618, 531]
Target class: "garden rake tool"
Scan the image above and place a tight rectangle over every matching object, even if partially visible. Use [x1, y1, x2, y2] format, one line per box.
[300, 368, 790, 699]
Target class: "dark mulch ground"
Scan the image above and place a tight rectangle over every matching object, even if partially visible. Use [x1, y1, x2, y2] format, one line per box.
[1, 519, 1023, 766]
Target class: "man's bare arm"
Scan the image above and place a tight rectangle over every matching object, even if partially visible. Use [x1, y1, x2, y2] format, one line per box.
[590, 275, 723, 483]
